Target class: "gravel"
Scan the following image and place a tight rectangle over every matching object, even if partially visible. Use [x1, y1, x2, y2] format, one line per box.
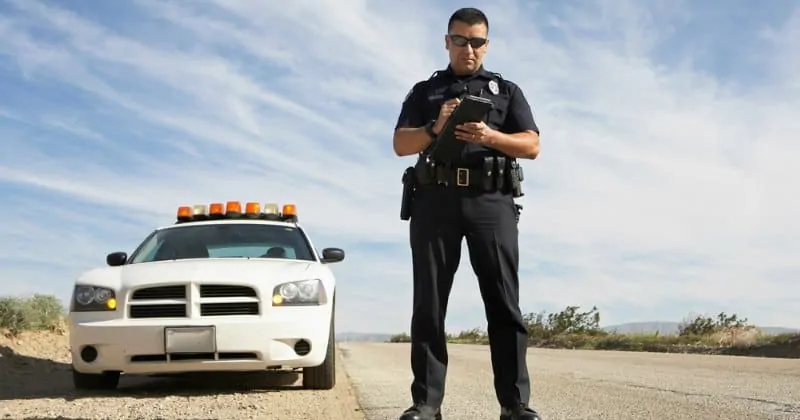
[0, 330, 366, 420]
[339, 342, 800, 420]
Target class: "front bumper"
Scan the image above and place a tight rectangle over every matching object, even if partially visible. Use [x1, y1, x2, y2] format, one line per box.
[69, 308, 332, 375]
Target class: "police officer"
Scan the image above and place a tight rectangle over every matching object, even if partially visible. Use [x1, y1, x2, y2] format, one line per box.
[392, 7, 542, 420]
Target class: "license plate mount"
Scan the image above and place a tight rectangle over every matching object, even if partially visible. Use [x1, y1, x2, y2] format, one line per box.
[164, 326, 217, 354]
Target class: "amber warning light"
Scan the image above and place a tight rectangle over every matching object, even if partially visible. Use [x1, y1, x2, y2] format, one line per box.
[176, 201, 298, 223]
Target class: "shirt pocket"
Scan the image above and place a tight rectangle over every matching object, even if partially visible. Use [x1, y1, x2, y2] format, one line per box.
[486, 94, 511, 128]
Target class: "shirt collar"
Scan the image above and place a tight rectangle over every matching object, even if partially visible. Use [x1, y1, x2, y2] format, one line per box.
[443, 64, 493, 80]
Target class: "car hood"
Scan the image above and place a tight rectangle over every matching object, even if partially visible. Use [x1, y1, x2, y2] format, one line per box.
[76, 258, 325, 290]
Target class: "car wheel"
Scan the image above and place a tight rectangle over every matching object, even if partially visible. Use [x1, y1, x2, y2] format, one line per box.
[302, 307, 336, 390]
[72, 367, 120, 391]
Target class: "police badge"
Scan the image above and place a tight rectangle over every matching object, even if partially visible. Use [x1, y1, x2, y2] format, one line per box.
[488, 80, 499, 95]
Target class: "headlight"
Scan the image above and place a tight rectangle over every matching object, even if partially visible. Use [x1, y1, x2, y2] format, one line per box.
[272, 279, 322, 306]
[70, 285, 117, 312]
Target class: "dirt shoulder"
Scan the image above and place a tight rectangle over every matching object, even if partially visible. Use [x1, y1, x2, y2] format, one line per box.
[0, 328, 366, 420]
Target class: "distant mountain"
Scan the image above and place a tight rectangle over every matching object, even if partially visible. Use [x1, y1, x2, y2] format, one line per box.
[336, 332, 394, 343]
[602, 322, 800, 336]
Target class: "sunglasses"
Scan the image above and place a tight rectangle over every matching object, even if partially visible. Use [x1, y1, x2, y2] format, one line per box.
[448, 34, 488, 48]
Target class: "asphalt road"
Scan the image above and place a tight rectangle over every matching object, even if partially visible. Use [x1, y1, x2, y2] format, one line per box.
[339, 342, 800, 420]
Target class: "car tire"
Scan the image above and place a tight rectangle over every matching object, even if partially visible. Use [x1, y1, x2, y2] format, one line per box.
[302, 303, 336, 390]
[72, 367, 120, 391]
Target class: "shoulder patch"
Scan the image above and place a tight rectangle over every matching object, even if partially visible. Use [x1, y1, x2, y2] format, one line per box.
[403, 79, 432, 103]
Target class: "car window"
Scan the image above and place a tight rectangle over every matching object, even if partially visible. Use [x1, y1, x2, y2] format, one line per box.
[128, 223, 315, 263]
[208, 244, 297, 259]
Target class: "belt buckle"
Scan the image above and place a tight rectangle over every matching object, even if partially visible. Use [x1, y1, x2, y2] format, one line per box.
[456, 168, 469, 187]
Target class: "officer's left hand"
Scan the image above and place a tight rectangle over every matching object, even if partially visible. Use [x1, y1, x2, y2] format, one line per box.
[455, 122, 494, 145]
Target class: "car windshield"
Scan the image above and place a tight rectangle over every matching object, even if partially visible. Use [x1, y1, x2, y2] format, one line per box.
[128, 222, 316, 264]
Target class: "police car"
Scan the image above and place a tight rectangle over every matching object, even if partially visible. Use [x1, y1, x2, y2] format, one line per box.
[67, 201, 345, 391]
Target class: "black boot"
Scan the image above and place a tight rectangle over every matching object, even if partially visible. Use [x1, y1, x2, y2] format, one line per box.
[399, 404, 443, 420]
[500, 404, 541, 420]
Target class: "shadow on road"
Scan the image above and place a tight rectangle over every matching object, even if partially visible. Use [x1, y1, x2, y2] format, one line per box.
[0, 345, 304, 402]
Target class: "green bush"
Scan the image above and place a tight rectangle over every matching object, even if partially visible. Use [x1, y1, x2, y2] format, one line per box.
[0, 294, 65, 336]
[524, 305, 605, 340]
[453, 327, 486, 343]
[678, 312, 748, 336]
[387, 305, 800, 359]
[387, 332, 411, 343]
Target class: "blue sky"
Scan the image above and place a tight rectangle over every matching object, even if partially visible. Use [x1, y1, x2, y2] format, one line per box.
[1, 0, 798, 333]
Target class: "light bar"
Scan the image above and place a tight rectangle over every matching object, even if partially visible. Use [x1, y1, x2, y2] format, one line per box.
[192, 204, 208, 220]
[174, 201, 299, 224]
[209, 203, 223, 216]
[226, 201, 241, 214]
[245, 202, 260, 215]
[263, 203, 279, 215]
[177, 206, 191, 221]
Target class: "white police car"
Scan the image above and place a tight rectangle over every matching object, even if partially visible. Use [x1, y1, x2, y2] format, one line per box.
[67, 201, 345, 391]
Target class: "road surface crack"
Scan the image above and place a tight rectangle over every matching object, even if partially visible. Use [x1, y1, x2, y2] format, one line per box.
[622, 383, 800, 414]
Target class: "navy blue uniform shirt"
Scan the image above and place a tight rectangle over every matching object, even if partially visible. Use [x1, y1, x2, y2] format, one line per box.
[395, 65, 538, 166]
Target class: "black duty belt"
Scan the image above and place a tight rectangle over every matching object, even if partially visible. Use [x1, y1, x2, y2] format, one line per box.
[434, 166, 484, 187]
[414, 156, 515, 193]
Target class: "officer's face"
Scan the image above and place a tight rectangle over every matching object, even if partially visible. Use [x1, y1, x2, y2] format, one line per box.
[445, 21, 489, 75]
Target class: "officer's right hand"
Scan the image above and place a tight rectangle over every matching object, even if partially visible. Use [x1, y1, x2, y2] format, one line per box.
[433, 98, 461, 134]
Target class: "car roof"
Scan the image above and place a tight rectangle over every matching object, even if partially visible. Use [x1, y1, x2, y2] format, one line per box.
[154, 219, 301, 232]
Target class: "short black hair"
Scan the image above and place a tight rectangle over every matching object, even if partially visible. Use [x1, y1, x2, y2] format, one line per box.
[447, 8, 489, 32]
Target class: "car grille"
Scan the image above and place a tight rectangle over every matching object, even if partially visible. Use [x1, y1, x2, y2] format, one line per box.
[200, 285, 257, 298]
[131, 285, 187, 300]
[130, 303, 187, 318]
[127, 284, 260, 319]
[201, 301, 259, 316]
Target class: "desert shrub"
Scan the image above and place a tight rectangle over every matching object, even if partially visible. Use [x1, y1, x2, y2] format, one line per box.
[388, 332, 411, 343]
[678, 312, 750, 337]
[455, 327, 484, 342]
[0, 294, 65, 336]
[387, 305, 800, 359]
[523, 305, 605, 340]
[766, 333, 800, 345]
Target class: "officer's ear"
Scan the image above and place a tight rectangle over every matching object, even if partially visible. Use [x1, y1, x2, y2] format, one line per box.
[444, 34, 450, 51]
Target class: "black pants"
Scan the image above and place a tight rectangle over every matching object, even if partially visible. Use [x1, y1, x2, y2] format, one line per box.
[408, 184, 530, 409]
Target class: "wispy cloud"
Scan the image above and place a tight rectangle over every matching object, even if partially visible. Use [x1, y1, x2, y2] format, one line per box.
[0, 0, 798, 332]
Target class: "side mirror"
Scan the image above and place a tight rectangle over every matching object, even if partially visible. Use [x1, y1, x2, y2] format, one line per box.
[106, 252, 128, 267]
[320, 247, 345, 264]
